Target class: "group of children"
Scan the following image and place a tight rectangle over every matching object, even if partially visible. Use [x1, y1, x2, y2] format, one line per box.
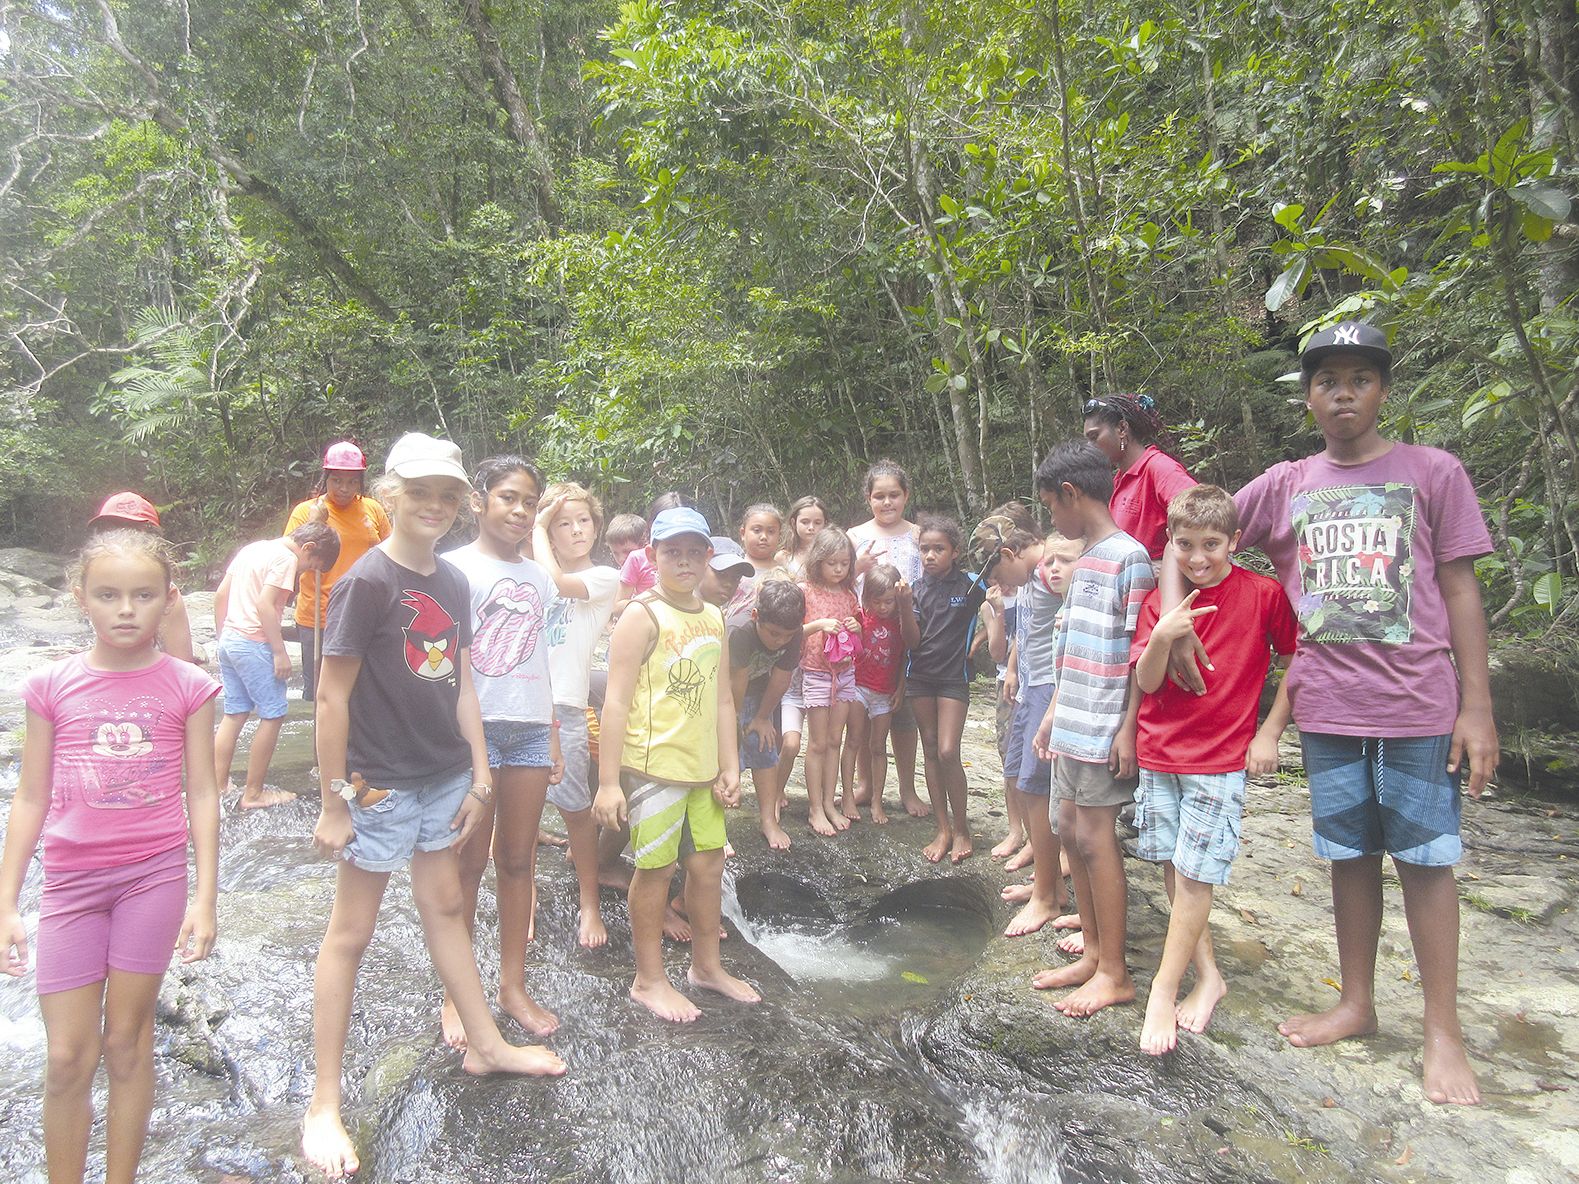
[0, 321, 1499, 1183]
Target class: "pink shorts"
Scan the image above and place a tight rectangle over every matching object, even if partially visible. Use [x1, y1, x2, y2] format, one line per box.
[35, 844, 187, 995]
[800, 664, 858, 708]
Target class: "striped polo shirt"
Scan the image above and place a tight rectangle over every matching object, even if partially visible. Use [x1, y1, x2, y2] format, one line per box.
[1047, 531, 1155, 763]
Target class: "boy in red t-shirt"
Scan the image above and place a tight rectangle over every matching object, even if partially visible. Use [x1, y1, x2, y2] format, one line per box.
[1130, 485, 1297, 1056]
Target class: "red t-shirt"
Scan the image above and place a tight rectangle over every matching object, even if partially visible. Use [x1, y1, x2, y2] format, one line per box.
[1130, 565, 1298, 773]
[855, 609, 902, 692]
[1111, 446, 1196, 560]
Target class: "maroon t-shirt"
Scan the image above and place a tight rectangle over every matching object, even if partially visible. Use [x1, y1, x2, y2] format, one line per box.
[1131, 566, 1298, 773]
[1235, 443, 1492, 737]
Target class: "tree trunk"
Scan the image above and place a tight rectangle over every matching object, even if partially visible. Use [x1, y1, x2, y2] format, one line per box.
[458, 0, 562, 228]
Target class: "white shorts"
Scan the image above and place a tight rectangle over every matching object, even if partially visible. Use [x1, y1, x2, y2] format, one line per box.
[856, 685, 897, 717]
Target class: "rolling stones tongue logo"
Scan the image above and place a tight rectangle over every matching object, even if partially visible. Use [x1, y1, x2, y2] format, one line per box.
[400, 589, 460, 681]
[471, 578, 544, 677]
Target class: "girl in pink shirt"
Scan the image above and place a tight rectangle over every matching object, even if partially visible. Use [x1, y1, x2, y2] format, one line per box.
[0, 529, 222, 1184]
[798, 526, 862, 837]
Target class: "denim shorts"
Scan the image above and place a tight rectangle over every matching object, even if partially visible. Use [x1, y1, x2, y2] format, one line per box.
[1013, 683, 1055, 795]
[801, 664, 858, 708]
[548, 705, 592, 812]
[1300, 732, 1462, 866]
[484, 719, 552, 770]
[217, 632, 288, 720]
[737, 690, 781, 770]
[1135, 768, 1247, 886]
[343, 767, 471, 872]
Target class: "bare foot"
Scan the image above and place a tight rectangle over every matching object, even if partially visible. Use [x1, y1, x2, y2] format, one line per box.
[663, 904, 694, 943]
[1140, 987, 1180, 1055]
[630, 978, 701, 1023]
[668, 898, 726, 940]
[1423, 1029, 1482, 1105]
[1052, 912, 1082, 930]
[808, 810, 837, 837]
[949, 835, 974, 863]
[902, 793, 931, 818]
[1056, 970, 1135, 1018]
[724, 842, 735, 859]
[870, 806, 889, 825]
[578, 909, 608, 950]
[1000, 881, 1033, 904]
[1175, 975, 1226, 1034]
[1004, 841, 1034, 872]
[499, 986, 560, 1037]
[462, 1040, 566, 1077]
[840, 803, 861, 823]
[1033, 954, 1095, 992]
[302, 1103, 360, 1178]
[1057, 929, 1086, 956]
[830, 809, 853, 832]
[922, 831, 951, 863]
[688, 966, 762, 1003]
[1003, 900, 1057, 938]
[240, 786, 295, 809]
[440, 994, 467, 1049]
[598, 864, 632, 892]
[762, 819, 793, 850]
[852, 783, 872, 806]
[991, 830, 1025, 859]
[537, 830, 568, 848]
[1277, 999, 1378, 1048]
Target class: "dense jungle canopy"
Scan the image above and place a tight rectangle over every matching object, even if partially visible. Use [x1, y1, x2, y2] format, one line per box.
[2, 0, 1576, 629]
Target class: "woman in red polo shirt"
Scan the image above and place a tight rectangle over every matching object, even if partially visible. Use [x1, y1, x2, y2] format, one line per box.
[1081, 394, 1196, 561]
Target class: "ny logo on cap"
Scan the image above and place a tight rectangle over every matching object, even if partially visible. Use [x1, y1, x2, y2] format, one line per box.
[1334, 324, 1361, 345]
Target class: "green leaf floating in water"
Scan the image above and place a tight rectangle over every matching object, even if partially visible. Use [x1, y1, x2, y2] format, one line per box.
[901, 971, 929, 985]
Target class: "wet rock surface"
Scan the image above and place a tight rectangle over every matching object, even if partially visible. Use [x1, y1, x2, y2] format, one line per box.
[0, 562, 1575, 1182]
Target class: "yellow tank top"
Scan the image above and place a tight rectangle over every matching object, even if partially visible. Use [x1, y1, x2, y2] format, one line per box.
[621, 591, 723, 786]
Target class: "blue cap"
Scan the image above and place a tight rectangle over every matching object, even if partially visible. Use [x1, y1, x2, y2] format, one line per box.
[649, 507, 712, 544]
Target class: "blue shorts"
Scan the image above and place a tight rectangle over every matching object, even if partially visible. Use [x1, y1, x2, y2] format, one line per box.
[484, 719, 552, 770]
[548, 705, 592, 812]
[1300, 733, 1461, 867]
[1013, 683, 1055, 795]
[217, 632, 288, 720]
[1135, 768, 1246, 886]
[344, 768, 471, 872]
[738, 689, 782, 770]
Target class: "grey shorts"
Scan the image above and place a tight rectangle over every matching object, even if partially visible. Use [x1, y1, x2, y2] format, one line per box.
[548, 704, 593, 813]
[343, 768, 471, 873]
[1052, 754, 1137, 809]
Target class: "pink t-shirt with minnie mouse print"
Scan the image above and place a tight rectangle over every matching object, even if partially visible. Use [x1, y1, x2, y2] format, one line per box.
[22, 653, 220, 872]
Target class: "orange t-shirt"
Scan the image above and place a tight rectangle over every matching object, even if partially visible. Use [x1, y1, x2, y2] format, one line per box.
[283, 495, 391, 626]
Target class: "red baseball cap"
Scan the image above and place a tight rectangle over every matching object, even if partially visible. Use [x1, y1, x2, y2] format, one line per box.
[89, 492, 161, 529]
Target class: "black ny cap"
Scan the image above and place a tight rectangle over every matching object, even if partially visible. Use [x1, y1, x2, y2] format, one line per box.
[1300, 321, 1392, 374]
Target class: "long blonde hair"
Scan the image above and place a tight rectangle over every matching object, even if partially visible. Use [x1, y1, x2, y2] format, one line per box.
[803, 525, 855, 592]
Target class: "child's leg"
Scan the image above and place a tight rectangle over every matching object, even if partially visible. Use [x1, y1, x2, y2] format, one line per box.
[1278, 855, 1383, 1048]
[629, 861, 699, 1022]
[39, 981, 104, 1184]
[753, 767, 791, 850]
[910, 696, 951, 861]
[892, 717, 923, 815]
[803, 706, 835, 836]
[935, 696, 972, 861]
[408, 847, 565, 1077]
[1395, 860, 1479, 1104]
[1140, 867, 1217, 1055]
[100, 968, 164, 1184]
[303, 862, 393, 1178]
[994, 783, 1026, 859]
[825, 699, 853, 826]
[1004, 788, 1066, 936]
[867, 712, 893, 823]
[684, 846, 761, 1003]
[1166, 863, 1226, 1036]
[1056, 801, 1135, 1016]
[213, 712, 248, 790]
[443, 788, 497, 1048]
[1034, 796, 1094, 991]
[238, 715, 292, 807]
[559, 806, 607, 948]
[490, 763, 558, 1035]
[596, 822, 633, 892]
[842, 706, 869, 810]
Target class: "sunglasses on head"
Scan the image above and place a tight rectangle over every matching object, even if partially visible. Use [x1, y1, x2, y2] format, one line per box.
[1082, 398, 1108, 415]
